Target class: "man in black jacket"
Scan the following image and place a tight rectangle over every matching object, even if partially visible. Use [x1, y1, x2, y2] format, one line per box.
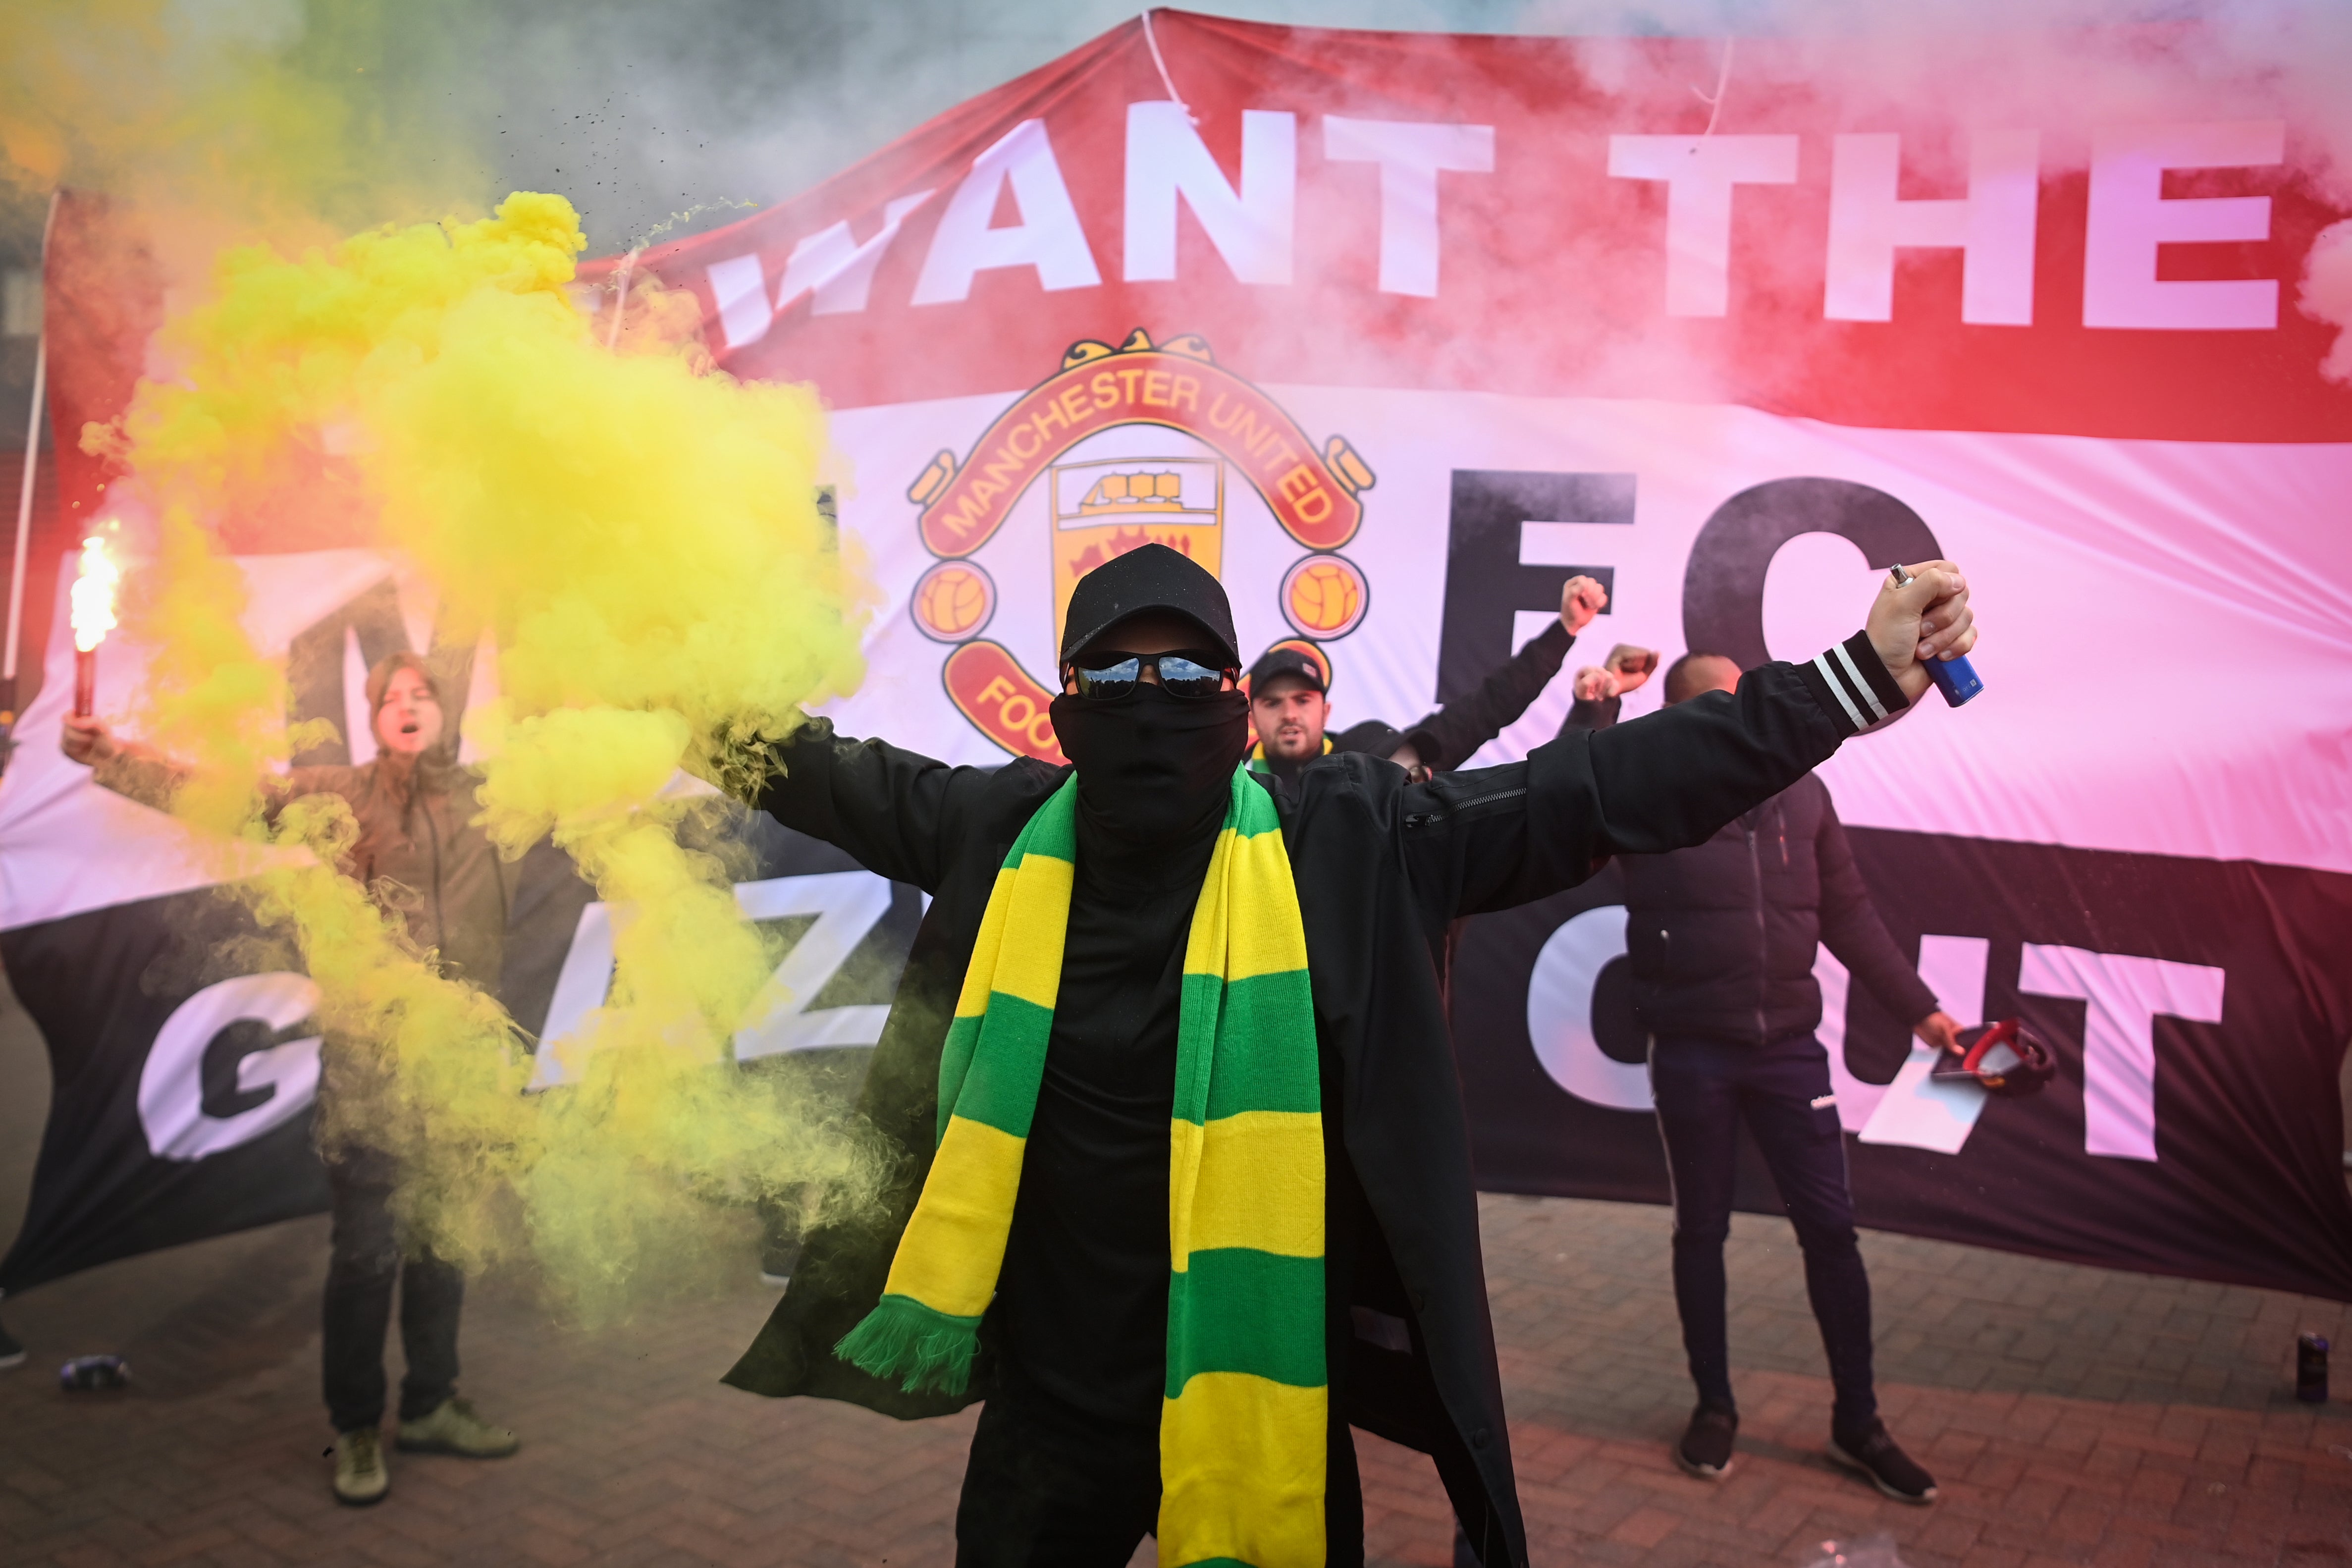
[1564, 649, 1962, 1505]
[1251, 574, 1639, 789]
[721, 545, 1975, 1566]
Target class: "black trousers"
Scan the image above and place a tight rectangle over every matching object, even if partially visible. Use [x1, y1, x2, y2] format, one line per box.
[954, 1371, 1366, 1567]
[1649, 1031, 1878, 1432]
[322, 1146, 465, 1434]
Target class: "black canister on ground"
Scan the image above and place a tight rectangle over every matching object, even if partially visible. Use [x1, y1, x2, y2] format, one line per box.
[58, 1354, 130, 1392]
[2296, 1333, 2329, 1404]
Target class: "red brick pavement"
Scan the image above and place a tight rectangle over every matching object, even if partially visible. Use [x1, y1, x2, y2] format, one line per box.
[2, 1194, 2348, 1567]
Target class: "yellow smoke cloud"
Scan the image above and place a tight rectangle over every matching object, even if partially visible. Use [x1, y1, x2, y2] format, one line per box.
[99, 191, 879, 1318]
[13, 0, 884, 1315]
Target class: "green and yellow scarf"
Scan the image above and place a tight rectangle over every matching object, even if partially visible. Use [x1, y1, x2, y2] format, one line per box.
[836, 767, 1327, 1568]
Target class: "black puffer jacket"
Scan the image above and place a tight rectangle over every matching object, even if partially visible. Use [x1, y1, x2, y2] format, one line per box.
[1565, 698, 1935, 1044]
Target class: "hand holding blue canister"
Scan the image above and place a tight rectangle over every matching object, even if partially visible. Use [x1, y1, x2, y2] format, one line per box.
[1888, 562, 1983, 706]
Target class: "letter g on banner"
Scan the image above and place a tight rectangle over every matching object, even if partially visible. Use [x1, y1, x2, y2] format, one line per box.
[139, 974, 324, 1161]
[1682, 477, 1942, 668]
[1528, 905, 1651, 1111]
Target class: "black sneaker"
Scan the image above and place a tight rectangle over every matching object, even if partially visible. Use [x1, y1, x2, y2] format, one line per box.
[1828, 1419, 1938, 1504]
[0, 1320, 22, 1371]
[1674, 1403, 1738, 1479]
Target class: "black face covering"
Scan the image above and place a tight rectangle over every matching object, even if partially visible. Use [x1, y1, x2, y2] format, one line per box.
[1050, 685, 1248, 850]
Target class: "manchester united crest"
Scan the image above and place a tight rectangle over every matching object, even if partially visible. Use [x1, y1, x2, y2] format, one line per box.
[907, 329, 1376, 761]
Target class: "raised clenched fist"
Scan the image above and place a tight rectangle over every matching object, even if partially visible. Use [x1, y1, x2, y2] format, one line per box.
[1559, 574, 1609, 636]
[1603, 645, 1657, 693]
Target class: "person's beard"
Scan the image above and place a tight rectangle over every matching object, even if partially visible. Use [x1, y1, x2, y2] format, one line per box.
[1267, 723, 1316, 761]
[1050, 685, 1248, 850]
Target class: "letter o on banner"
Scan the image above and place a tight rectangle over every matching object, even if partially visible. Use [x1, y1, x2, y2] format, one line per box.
[1682, 477, 1943, 670]
[1527, 905, 1652, 1112]
[139, 973, 325, 1161]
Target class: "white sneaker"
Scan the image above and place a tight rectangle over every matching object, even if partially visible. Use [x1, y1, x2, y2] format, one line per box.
[333, 1428, 390, 1506]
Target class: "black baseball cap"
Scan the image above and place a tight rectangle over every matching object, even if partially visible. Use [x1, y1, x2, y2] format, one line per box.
[1060, 542, 1240, 668]
[1246, 641, 1330, 696]
[1333, 718, 1401, 757]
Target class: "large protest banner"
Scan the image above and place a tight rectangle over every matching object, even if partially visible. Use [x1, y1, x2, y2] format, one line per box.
[5, 12, 2348, 1298]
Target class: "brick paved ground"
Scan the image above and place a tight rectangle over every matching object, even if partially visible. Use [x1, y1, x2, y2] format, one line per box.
[3, 983, 2350, 1568]
[2, 1193, 2348, 1568]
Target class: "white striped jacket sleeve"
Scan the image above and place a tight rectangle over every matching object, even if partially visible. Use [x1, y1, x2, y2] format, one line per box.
[1797, 631, 1912, 737]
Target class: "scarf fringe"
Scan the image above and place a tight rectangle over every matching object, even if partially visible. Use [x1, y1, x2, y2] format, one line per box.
[834, 1295, 982, 1396]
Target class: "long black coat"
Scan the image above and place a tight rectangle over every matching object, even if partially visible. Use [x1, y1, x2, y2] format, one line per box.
[723, 650, 1884, 1567]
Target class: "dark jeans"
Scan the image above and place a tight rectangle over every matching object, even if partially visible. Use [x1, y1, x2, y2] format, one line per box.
[954, 1369, 1366, 1566]
[1649, 1031, 1877, 1432]
[322, 1146, 464, 1434]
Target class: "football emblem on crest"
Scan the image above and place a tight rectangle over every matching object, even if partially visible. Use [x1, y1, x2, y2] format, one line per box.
[911, 560, 997, 642]
[1280, 554, 1370, 640]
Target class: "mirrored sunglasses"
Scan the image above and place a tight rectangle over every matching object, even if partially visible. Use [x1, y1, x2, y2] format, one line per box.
[1066, 650, 1235, 701]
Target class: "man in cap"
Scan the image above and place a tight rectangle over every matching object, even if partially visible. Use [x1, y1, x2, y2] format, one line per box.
[1251, 576, 1649, 792]
[64, 653, 521, 1506]
[1561, 649, 1963, 1503]
[720, 542, 1977, 1567]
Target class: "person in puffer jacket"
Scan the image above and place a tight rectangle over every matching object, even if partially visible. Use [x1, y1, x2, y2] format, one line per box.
[64, 652, 520, 1507]
[1563, 649, 1961, 1508]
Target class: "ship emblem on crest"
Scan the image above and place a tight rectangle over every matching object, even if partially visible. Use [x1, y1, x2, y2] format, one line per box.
[906, 329, 1376, 762]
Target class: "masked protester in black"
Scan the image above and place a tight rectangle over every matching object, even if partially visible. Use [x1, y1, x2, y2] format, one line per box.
[1051, 681, 1247, 847]
[719, 543, 1978, 1567]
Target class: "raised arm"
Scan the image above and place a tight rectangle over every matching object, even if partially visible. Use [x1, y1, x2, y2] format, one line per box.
[1555, 645, 1652, 737]
[63, 713, 345, 819]
[1403, 619, 1570, 771]
[746, 716, 1013, 895]
[1404, 560, 1976, 922]
[1405, 646, 1868, 920]
[1401, 574, 1607, 770]
[1557, 683, 1620, 736]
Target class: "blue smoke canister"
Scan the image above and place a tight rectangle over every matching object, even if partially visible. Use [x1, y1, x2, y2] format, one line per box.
[1924, 653, 1983, 706]
[1888, 562, 1983, 707]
